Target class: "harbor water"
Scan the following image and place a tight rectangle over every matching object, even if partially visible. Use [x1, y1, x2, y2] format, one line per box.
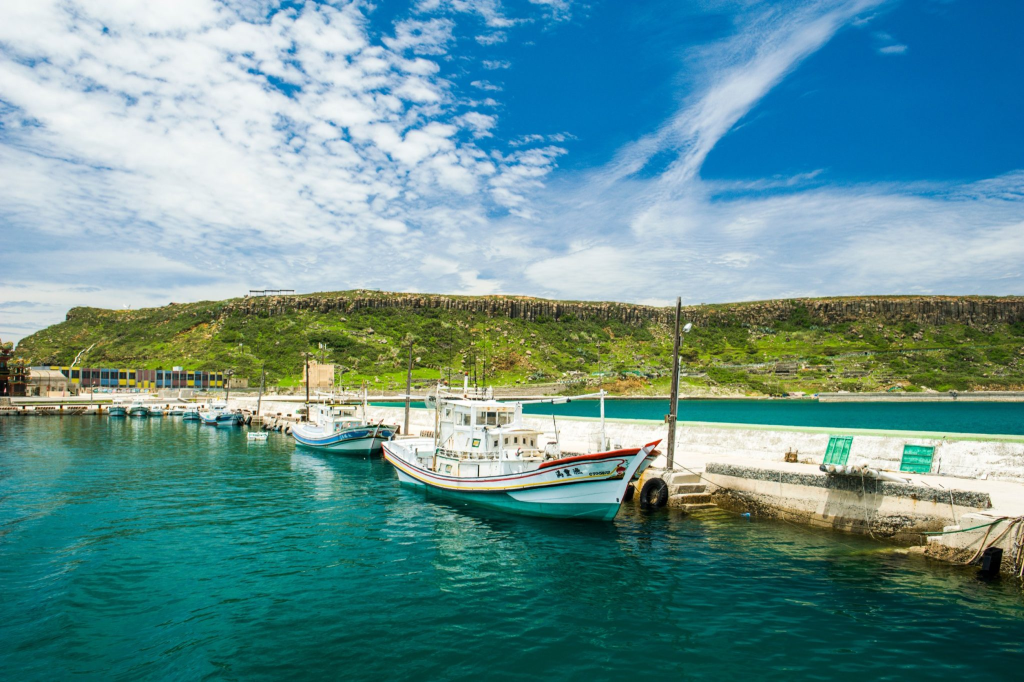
[2, 418, 1022, 680]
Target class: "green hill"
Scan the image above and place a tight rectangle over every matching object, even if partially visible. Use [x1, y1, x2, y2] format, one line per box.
[14, 291, 1024, 395]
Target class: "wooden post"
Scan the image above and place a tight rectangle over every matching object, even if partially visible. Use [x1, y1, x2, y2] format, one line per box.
[404, 342, 413, 436]
[666, 297, 682, 470]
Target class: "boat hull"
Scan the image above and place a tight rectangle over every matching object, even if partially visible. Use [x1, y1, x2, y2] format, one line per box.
[128, 407, 149, 418]
[291, 424, 396, 455]
[108, 407, 127, 417]
[383, 441, 659, 521]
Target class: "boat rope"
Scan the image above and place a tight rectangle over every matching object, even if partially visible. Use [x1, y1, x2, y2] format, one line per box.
[920, 519, 1007, 535]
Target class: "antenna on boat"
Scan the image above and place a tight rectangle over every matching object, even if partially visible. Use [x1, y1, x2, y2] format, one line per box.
[600, 389, 607, 451]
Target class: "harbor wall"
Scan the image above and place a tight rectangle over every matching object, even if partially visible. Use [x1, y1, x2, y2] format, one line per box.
[700, 463, 990, 540]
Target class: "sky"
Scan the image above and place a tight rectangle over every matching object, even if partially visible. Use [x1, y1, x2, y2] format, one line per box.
[1, 0, 1022, 342]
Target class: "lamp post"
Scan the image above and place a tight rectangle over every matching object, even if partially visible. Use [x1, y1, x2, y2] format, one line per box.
[666, 297, 694, 471]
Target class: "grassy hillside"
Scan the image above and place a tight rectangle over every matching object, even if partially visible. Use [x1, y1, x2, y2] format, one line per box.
[14, 291, 1024, 395]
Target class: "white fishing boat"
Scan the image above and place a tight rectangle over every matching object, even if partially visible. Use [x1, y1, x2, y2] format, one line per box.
[199, 401, 243, 426]
[381, 391, 659, 520]
[247, 431, 269, 442]
[148, 405, 165, 417]
[291, 402, 397, 455]
[127, 398, 150, 418]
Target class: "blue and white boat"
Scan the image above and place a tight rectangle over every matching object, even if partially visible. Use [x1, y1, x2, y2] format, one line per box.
[149, 405, 165, 417]
[291, 403, 396, 455]
[182, 408, 201, 421]
[108, 398, 127, 418]
[199, 401, 244, 426]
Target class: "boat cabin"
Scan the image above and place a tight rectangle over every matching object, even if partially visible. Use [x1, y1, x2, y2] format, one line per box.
[432, 398, 550, 477]
[309, 403, 363, 433]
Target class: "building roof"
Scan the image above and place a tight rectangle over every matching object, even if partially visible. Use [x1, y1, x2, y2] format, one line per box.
[28, 369, 69, 382]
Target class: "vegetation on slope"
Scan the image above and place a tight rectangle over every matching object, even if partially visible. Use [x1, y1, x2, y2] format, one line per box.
[14, 292, 1024, 395]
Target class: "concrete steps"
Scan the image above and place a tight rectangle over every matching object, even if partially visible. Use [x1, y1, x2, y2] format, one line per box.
[664, 468, 717, 511]
[670, 483, 705, 495]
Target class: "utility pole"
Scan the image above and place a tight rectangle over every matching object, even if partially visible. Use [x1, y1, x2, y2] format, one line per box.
[303, 352, 311, 421]
[666, 298, 693, 471]
[666, 297, 682, 471]
[404, 340, 414, 436]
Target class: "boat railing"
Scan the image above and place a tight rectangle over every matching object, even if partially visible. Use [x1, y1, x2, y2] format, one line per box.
[436, 447, 544, 461]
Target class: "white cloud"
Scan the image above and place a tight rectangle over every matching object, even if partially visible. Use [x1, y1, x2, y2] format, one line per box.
[470, 79, 503, 91]
[475, 32, 508, 45]
[0, 0, 570, 340]
[878, 43, 908, 54]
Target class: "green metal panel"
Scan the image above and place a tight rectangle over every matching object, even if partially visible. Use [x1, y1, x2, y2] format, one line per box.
[823, 436, 853, 466]
[900, 445, 935, 474]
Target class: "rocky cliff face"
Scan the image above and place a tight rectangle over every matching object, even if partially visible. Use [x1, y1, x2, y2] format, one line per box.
[215, 292, 1024, 328]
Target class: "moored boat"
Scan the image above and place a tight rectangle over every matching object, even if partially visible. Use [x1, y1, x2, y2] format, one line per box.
[381, 393, 659, 520]
[182, 407, 201, 421]
[127, 398, 150, 418]
[108, 399, 128, 418]
[148, 405, 165, 417]
[199, 401, 244, 426]
[291, 403, 396, 455]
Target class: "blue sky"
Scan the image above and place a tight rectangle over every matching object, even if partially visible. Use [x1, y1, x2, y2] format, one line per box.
[1, 0, 1022, 342]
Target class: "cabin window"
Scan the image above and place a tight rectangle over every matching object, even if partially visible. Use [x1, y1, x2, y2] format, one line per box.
[486, 411, 497, 426]
[458, 412, 471, 426]
[493, 439, 498, 447]
[513, 436, 519, 444]
[444, 407, 452, 419]
[498, 412, 512, 425]
[530, 439, 535, 446]
[504, 437, 508, 445]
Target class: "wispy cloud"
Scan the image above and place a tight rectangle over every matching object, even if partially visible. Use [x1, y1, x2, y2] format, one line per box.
[878, 43, 908, 54]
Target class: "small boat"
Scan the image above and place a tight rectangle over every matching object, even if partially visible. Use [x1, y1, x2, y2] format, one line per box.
[148, 406, 165, 417]
[182, 408, 201, 421]
[382, 393, 659, 521]
[247, 431, 269, 442]
[199, 401, 244, 426]
[108, 399, 128, 418]
[127, 398, 150, 418]
[291, 403, 396, 455]
[167, 407, 186, 416]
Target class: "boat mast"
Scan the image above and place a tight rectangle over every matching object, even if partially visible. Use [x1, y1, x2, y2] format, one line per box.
[600, 389, 607, 451]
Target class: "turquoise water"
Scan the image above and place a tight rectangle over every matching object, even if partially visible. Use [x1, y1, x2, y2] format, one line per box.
[379, 399, 1024, 435]
[2, 418, 1023, 681]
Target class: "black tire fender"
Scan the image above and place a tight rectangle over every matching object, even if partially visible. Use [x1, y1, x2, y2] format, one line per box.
[639, 478, 669, 509]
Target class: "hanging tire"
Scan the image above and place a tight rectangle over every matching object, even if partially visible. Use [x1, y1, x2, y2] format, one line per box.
[622, 483, 635, 503]
[639, 478, 669, 509]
